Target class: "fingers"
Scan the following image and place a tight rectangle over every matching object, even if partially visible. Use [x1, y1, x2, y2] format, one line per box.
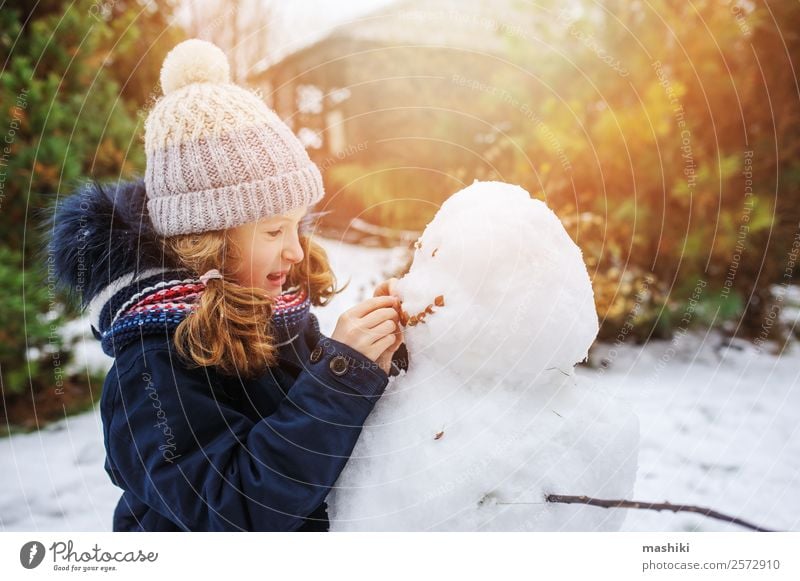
[374, 331, 404, 369]
[341, 293, 405, 358]
[378, 325, 404, 352]
[362, 306, 399, 329]
[366, 319, 398, 344]
[349, 295, 398, 318]
[391, 331, 404, 349]
[372, 332, 397, 350]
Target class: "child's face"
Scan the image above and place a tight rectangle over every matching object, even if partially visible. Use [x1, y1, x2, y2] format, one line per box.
[227, 204, 308, 297]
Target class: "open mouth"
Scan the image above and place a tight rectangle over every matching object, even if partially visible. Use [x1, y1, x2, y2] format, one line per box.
[267, 270, 288, 285]
[399, 294, 445, 327]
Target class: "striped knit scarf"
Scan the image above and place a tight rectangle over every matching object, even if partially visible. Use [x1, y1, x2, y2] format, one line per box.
[94, 268, 312, 358]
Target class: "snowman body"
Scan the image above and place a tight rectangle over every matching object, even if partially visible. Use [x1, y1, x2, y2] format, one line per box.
[327, 181, 640, 531]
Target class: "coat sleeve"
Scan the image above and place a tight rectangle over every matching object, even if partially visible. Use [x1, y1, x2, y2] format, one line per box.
[104, 336, 389, 532]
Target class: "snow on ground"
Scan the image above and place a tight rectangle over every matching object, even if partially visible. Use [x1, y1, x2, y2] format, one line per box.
[581, 331, 800, 532]
[1, 238, 798, 532]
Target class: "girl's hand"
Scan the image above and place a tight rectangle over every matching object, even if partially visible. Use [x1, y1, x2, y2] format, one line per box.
[331, 296, 400, 365]
[372, 277, 404, 375]
[375, 327, 404, 375]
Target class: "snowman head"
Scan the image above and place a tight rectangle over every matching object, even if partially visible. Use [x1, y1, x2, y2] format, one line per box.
[394, 181, 599, 384]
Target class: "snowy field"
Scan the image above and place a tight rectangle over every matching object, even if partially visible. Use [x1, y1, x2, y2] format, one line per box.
[1, 238, 797, 532]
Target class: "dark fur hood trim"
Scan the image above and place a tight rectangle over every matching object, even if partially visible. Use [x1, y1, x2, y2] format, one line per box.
[43, 176, 180, 310]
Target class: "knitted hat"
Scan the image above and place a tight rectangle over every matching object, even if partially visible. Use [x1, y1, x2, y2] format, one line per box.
[144, 38, 325, 236]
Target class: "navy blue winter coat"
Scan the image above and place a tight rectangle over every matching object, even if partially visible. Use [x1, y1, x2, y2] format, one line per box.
[45, 177, 408, 532]
[102, 310, 398, 532]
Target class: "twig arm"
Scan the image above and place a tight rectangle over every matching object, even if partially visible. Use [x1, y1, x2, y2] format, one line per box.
[544, 494, 775, 532]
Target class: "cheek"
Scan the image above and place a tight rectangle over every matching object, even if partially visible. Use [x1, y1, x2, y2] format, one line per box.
[249, 244, 279, 277]
[234, 239, 277, 283]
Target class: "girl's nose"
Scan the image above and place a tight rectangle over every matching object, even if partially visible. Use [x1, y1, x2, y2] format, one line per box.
[282, 233, 304, 264]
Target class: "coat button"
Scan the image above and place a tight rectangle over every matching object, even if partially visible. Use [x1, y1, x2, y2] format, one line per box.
[309, 345, 323, 363]
[329, 355, 349, 376]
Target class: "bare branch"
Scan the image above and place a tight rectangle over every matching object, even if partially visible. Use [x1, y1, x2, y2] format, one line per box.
[545, 494, 774, 532]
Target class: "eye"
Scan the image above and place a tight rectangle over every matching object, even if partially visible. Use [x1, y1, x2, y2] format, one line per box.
[265, 222, 304, 238]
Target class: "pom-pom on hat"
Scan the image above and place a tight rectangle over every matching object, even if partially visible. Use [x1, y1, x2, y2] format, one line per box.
[144, 38, 325, 237]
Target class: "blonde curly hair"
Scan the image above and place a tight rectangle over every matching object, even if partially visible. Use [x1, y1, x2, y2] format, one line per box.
[162, 228, 345, 378]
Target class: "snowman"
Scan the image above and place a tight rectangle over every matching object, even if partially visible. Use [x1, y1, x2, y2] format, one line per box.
[326, 181, 640, 531]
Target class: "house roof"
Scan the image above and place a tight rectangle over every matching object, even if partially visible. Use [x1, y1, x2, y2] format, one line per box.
[250, 0, 541, 79]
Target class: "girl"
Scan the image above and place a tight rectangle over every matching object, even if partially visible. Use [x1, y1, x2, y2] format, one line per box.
[47, 39, 406, 532]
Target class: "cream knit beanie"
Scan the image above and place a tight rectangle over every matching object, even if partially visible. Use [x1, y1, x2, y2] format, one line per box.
[144, 38, 325, 236]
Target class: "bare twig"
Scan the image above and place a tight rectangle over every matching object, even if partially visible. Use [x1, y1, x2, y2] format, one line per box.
[540, 494, 775, 532]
